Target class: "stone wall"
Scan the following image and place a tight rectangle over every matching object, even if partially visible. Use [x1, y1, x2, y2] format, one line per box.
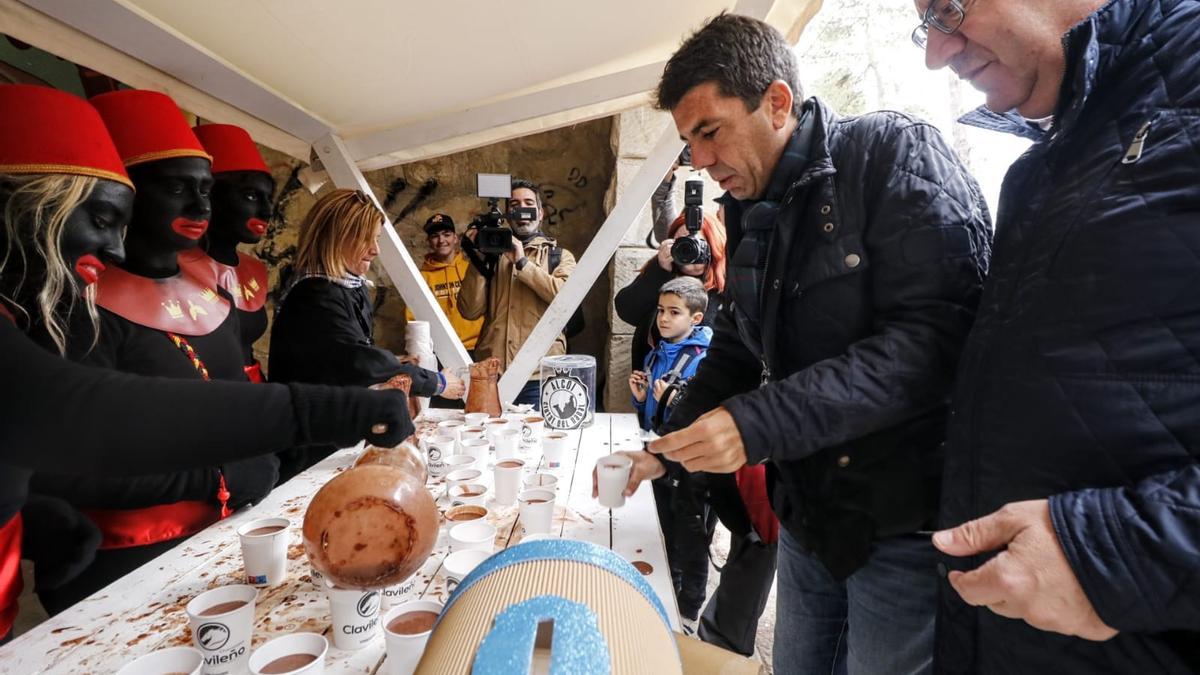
[248, 119, 616, 383]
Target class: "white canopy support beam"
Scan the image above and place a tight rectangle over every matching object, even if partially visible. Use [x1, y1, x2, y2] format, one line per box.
[498, 123, 683, 402]
[313, 132, 471, 371]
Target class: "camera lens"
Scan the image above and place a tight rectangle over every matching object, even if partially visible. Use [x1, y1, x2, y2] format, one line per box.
[671, 235, 709, 266]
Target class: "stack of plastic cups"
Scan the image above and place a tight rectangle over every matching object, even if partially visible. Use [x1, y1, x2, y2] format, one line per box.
[405, 321, 436, 413]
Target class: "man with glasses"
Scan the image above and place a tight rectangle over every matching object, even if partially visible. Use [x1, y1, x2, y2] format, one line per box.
[911, 0, 1200, 672]
[645, 13, 991, 673]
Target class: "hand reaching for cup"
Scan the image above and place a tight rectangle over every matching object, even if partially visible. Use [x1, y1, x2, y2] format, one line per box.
[440, 369, 466, 400]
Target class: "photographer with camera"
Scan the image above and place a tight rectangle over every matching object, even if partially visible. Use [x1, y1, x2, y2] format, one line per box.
[458, 177, 576, 405]
[615, 178, 727, 372]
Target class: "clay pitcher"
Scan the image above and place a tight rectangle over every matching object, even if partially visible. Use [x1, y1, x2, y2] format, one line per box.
[464, 357, 502, 417]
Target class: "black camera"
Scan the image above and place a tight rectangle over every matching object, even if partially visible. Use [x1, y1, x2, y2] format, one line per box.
[671, 179, 710, 266]
[466, 173, 539, 256]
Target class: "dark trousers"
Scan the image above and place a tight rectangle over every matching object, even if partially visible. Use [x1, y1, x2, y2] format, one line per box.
[699, 531, 778, 656]
[653, 479, 716, 620]
[514, 380, 540, 407]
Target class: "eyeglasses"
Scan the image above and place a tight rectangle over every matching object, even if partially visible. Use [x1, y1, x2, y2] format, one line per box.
[912, 0, 968, 49]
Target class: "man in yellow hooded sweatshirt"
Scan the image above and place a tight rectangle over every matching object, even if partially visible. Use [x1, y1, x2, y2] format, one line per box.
[406, 213, 482, 351]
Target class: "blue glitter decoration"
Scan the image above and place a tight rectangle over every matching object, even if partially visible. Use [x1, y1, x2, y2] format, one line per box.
[441, 539, 671, 628]
[472, 595, 610, 675]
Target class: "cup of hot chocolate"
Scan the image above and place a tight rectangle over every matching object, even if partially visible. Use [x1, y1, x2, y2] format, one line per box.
[541, 431, 570, 468]
[492, 429, 521, 460]
[423, 432, 455, 479]
[447, 483, 489, 507]
[457, 438, 490, 463]
[521, 415, 545, 446]
[237, 517, 290, 587]
[443, 504, 489, 525]
[185, 584, 258, 675]
[324, 580, 382, 651]
[382, 599, 443, 675]
[463, 412, 489, 427]
[522, 472, 558, 493]
[115, 645, 203, 675]
[492, 458, 525, 506]
[517, 488, 555, 535]
[442, 454, 477, 472]
[247, 632, 327, 675]
[595, 453, 634, 508]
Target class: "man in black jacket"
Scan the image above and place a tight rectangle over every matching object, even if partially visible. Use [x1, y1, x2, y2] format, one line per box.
[642, 14, 991, 673]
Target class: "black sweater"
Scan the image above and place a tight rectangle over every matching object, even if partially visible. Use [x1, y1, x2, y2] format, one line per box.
[269, 277, 438, 393]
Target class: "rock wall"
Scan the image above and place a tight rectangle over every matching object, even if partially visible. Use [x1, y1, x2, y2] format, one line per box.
[248, 118, 616, 384]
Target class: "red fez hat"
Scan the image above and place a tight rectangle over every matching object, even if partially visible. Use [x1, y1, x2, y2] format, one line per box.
[0, 84, 133, 189]
[193, 124, 270, 174]
[90, 89, 211, 168]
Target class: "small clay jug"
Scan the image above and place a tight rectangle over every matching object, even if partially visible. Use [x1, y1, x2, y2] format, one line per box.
[464, 358, 502, 417]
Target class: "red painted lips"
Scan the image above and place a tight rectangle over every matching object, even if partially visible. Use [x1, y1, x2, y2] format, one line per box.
[171, 217, 209, 239]
[245, 218, 269, 237]
[74, 254, 106, 286]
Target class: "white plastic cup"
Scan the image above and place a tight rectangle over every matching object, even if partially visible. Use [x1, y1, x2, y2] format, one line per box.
[458, 438, 490, 462]
[521, 416, 545, 445]
[518, 489, 555, 536]
[435, 420, 464, 442]
[492, 458, 525, 506]
[237, 517, 290, 587]
[442, 454, 477, 472]
[448, 483, 489, 507]
[381, 575, 418, 610]
[248, 632, 327, 675]
[425, 433, 455, 478]
[185, 584, 258, 675]
[116, 646, 203, 675]
[596, 453, 634, 509]
[459, 426, 486, 443]
[542, 432, 570, 468]
[325, 580, 382, 651]
[463, 412, 489, 427]
[448, 520, 496, 553]
[492, 429, 521, 460]
[442, 549, 490, 587]
[444, 468, 482, 491]
[382, 599, 443, 675]
[522, 472, 558, 493]
[483, 419, 511, 445]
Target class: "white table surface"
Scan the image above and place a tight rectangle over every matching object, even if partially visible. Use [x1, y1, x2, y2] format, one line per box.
[0, 411, 677, 674]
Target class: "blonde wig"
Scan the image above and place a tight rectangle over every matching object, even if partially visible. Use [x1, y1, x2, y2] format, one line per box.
[0, 173, 102, 353]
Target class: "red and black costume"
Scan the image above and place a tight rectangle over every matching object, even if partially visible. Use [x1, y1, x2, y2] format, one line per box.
[29, 90, 276, 616]
[185, 123, 273, 382]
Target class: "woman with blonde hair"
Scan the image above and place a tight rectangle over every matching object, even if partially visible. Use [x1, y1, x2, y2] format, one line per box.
[0, 85, 413, 639]
[269, 189, 463, 473]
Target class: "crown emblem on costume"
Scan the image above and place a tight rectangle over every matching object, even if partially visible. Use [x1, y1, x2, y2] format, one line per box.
[187, 299, 208, 320]
[243, 285, 255, 301]
[199, 287, 218, 304]
[163, 300, 184, 320]
[247, 278, 261, 292]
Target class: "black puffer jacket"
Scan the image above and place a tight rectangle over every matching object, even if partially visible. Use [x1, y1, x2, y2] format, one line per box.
[939, 0, 1200, 672]
[665, 98, 991, 578]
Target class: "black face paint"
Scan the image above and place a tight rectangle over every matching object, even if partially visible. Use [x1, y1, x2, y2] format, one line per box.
[126, 156, 214, 255]
[208, 170, 275, 246]
[60, 179, 134, 287]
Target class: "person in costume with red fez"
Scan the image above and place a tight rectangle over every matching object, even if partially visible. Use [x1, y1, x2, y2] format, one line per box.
[30, 89, 282, 616]
[0, 84, 415, 640]
[185, 123, 274, 382]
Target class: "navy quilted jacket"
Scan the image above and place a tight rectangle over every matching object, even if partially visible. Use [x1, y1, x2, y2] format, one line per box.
[938, 0, 1200, 671]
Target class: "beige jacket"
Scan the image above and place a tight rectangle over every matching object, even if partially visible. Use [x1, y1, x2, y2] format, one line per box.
[457, 234, 576, 375]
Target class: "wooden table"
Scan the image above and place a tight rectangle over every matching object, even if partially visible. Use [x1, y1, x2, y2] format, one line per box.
[0, 412, 677, 674]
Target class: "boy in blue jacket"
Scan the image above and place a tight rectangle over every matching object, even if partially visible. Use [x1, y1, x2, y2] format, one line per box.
[630, 276, 713, 430]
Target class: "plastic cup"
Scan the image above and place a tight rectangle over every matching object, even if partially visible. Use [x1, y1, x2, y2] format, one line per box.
[324, 580, 382, 651]
[522, 472, 558, 493]
[596, 453, 634, 509]
[381, 575, 418, 610]
[442, 549, 490, 587]
[424, 433, 455, 478]
[435, 420, 464, 442]
[443, 504, 489, 527]
[518, 489, 555, 535]
[448, 483, 489, 507]
[382, 599, 443, 675]
[237, 517, 290, 587]
[521, 416, 545, 446]
[442, 455, 477, 472]
[463, 412, 489, 426]
[492, 429, 521, 460]
[448, 520, 496, 553]
[458, 426, 486, 451]
[116, 646, 203, 675]
[248, 633, 327, 675]
[185, 584, 258, 675]
[444, 468, 482, 490]
[542, 432, 570, 468]
[492, 458, 525, 506]
[458, 438, 490, 462]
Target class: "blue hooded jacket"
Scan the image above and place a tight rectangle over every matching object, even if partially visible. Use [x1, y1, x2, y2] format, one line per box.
[634, 326, 712, 431]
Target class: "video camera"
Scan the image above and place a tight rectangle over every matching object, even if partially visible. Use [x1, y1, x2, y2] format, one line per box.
[466, 173, 538, 256]
[670, 179, 710, 267]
